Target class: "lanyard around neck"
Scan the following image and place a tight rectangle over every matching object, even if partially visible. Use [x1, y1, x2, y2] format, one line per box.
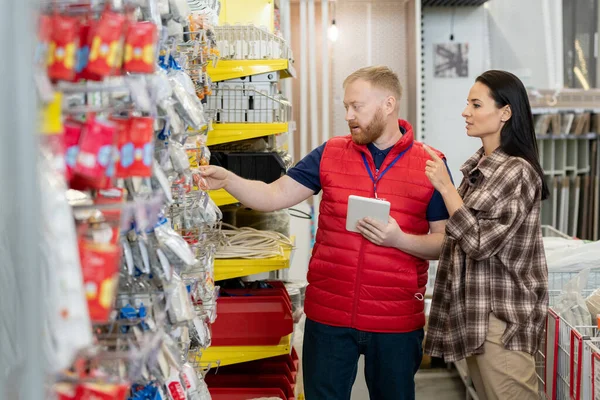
[361, 143, 412, 199]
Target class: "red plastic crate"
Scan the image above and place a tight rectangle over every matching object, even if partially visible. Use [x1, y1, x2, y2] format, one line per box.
[269, 346, 299, 372]
[209, 387, 287, 400]
[211, 282, 294, 346]
[212, 361, 296, 385]
[205, 374, 295, 400]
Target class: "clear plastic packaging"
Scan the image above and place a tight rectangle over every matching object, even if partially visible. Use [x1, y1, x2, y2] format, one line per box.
[155, 219, 198, 267]
[554, 269, 594, 330]
[166, 273, 195, 324]
[169, 141, 191, 173]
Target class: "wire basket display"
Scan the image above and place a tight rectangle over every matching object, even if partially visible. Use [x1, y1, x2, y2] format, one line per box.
[207, 84, 291, 124]
[214, 25, 293, 60]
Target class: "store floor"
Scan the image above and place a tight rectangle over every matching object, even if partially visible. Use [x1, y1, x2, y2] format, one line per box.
[350, 357, 466, 399]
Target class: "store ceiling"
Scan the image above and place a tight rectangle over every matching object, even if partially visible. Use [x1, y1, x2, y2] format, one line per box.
[422, 0, 489, 5]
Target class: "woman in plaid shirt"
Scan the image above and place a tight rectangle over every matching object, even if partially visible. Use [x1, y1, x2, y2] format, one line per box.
[422, 70, 549, 400]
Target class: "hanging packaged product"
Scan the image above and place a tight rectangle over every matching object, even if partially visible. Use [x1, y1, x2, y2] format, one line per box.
[111, 116, 131, 178]
[112, 116, 155, 178]
[64, 120, 83, 182]
[166, 273, 195, 324]
[55, 382, 130, 400]
[124, 22, 158, 74]
[47, 15, 79, 81]
[128, 116, 155, 177]
[87, 11, 126, 77]
[74, 117, 117, 187]
[78, 238, 121, 322]
[74, 21, 102, 82]
[95, 188, 127, 245]
[36, 15, 52, 67]
[166, 366, 188, 400]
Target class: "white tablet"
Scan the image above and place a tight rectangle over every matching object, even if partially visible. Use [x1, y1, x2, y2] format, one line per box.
[346, 195, 391, 232]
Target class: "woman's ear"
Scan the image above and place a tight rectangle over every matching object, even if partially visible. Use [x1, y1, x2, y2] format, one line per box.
[501, 105, 512, 123]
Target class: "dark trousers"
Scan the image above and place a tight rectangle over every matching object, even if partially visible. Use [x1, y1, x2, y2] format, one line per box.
[302, 318, 424, 400]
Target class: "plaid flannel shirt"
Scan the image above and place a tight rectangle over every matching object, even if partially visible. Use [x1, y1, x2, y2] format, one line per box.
[424, 147, 548, 362]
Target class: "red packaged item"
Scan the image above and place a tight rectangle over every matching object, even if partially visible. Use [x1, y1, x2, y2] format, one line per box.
[128, 116, 154, 177]
[64, 120, 83, 182]
[79, 239, 121, 322]
[47, 15, 79, 81]
[124, 22, 157, 74]
[74, 22, 102, 81]
[74, 118, 117, 183]
[36, 15, 53, 66]
[76, 383, 129, 400]
[110, 117, 131, 178]
[95, 188, 126, 245]
[87, 11, 126, 77]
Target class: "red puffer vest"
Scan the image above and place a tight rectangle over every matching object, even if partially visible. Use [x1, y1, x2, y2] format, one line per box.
[303, 120, 445, 333]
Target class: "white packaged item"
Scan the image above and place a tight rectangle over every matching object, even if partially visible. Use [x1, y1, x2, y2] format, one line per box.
[167, 273, 195, 324]
[155, 219, 197, 266]
[170, 69, 197, 97]
[39, 150, 93, 373]
[152, 69, 174, 103]
[169, 0, 191, 22]
[169, 141, 191, 173]
[181, 363, 201, 399]
[157, 0, 170, 16]
[152, 161, 174, 205]
[196, 374, 211, 400]
[166, 366, 189, 400]
[167, 19, 184, 41]
[127, 75, 153, 113]
[159, 99, 185, 135]
[170, 77, 206, 130]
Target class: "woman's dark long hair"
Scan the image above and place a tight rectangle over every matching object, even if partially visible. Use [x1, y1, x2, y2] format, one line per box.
[476, 70, 550, 200]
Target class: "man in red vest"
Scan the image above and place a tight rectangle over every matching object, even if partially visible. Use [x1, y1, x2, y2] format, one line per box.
[200, 66, 451, 400]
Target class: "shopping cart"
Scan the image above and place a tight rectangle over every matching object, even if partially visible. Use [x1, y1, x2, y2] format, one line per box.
[536, 225, 600, 399]
[537, 309, 599, 400]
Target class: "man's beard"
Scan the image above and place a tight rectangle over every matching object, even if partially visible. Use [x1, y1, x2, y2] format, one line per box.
[351, 108, 386, 145]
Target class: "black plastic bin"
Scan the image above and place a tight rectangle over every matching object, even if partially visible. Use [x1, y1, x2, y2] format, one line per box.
[210, 152, 286, 184]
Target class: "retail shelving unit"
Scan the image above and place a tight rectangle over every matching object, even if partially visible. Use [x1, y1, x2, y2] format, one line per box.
[209, 188, 239, 207]
[529, 89, 600, 240]
[206, 58, 296, 82]
[201, 23, 299, 398]
[207, 121, 290, 146]
[213, 238, 294, 281]
[200, 334, 293, 367]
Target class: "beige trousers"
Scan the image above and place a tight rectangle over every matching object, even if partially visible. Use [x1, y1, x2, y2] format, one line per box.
[465, 313, 539, 400]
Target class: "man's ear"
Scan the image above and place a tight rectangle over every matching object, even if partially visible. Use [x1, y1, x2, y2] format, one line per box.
[385, 95, 397, 116]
